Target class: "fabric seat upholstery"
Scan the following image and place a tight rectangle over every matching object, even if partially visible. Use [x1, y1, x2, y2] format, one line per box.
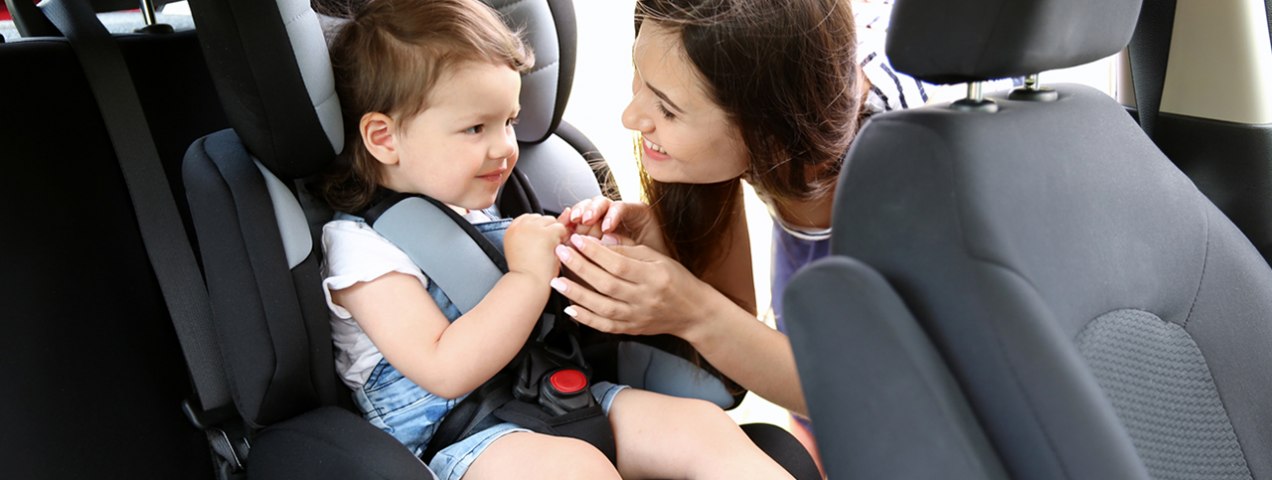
[785, 0, 1272, 478]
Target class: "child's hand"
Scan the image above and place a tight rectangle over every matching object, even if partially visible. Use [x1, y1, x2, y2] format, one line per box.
[558, 196, 668, 255]
[505, 213, 570, 283]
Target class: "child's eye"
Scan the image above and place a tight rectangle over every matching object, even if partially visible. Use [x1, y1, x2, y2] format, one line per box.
[506, 117, 520, 127]
[656, 102, 676, 120]
[465, 125, 485, 134]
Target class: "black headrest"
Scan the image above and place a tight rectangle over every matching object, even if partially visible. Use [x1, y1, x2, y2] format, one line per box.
[187, 0, 576, 180]
[885, 0, 1143, 84]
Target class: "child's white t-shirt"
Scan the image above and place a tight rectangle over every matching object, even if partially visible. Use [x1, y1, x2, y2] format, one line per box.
[321, 209, 494, 390]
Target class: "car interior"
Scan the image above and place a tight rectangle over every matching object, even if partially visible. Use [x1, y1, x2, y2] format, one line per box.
[1, 0, 1270, 478]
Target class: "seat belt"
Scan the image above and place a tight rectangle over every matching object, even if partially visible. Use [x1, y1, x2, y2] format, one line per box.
[37, 0, 246, 475]
[1127, 0, 1178, 139]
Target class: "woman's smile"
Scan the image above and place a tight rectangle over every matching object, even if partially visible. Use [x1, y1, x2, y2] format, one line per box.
[641, 136, 671, 162]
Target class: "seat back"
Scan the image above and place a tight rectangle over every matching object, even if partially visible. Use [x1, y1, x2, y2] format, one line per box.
[0, 29, 227, 478]
[792, 0, 1272, 478]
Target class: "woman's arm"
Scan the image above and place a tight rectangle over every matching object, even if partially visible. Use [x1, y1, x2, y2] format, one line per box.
[333, 269, 549, 399]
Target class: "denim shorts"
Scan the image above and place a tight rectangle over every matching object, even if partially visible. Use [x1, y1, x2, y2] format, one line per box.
[429, 380, 628, 480]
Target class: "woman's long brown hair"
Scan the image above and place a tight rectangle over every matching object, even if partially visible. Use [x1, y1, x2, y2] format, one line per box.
[634, 0, 862, 277]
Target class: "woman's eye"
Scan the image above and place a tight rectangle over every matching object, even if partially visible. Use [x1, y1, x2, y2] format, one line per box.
[656, 102, 676, 120]
[465, 125, 484, 134]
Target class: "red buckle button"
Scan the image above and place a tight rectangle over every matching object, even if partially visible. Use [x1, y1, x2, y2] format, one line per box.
[549, 369, 587, 394]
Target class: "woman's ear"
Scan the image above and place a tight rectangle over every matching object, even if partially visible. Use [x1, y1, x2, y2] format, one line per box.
[360, 112, 398, 166]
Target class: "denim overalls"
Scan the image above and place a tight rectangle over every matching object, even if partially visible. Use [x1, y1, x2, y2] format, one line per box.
[338, 211, 513, 455]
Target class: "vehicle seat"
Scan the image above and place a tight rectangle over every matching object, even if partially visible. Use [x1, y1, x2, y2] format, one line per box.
[0, 9, 228, 478]
[786, 0, 1272, 478]
[180, 0, 814, 477]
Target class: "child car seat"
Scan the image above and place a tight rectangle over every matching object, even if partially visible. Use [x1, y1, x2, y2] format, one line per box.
[180, 0, 817, 478]
[786, 0, 1272, 478]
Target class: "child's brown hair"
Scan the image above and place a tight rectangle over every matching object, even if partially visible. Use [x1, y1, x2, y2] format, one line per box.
[320, 0, 535, 212]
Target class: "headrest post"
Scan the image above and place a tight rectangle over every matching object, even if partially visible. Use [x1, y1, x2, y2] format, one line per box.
[951, 81, 999, 113]
[1008, 73, 1059, 102]
[139, 0, 158, 26]
[1024, 74, 1040, 90]
[968, 82, 984, 102]
[133, 0, 173, 33]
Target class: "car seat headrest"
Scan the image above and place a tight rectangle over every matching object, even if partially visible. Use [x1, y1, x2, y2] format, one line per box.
[187, 0, 340, 180]
[885, 0, 1143, 85]
[491, 0, 576, 145]
[188, 0, 576, 180]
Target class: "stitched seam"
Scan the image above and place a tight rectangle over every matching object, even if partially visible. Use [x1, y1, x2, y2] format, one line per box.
[314, 89, 337, 108]
[925, 116, 1074, 480]
[282, 6, 310, 28]
[1181, 206, 1210, 329]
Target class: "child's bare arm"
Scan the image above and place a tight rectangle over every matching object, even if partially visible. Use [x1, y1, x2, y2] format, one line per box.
[332, 214, 567, 399]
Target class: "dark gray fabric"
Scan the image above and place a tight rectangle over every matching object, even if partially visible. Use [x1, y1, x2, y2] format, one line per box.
[184, 130, 338, 425]
[785, 256, 1007, 480]
[887, 0, 1142, 84]
[1076, 309, 1251, 480]
[833, 85, 1186, 479]
[1176, 209, 1272, 478]
[248, 406, 436, 480]
[831, 82, 1272, 478]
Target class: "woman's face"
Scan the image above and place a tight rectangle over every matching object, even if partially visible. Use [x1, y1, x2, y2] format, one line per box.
[622, 22, 749, 184]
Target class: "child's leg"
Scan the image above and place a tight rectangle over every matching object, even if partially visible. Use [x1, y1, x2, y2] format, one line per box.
[462, 431, 620, 480]
[607, 389, 796, 480]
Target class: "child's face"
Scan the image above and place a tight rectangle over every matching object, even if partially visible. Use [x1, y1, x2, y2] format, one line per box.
[383, 61, 522, 211]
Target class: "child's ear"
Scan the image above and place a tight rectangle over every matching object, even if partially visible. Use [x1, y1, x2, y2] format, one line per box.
[360, 112, 398, 165]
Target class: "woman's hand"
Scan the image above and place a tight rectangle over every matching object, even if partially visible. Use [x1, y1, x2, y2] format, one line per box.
[504, 213, 569, 283]
[551, 232, 809, 414]
[549, 233, 721, 340]
[559, 196, 668, 255]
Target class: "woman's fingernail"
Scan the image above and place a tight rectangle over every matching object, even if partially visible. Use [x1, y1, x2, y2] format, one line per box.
[571, 208, 581, 222]
[550, 278, 568, 293]
[555, 244, 571, 262]
[563, 306, 579, 318]
[583, 210, 594, 223]
[570, 234, 587, 249]
[602, 218, 612, 232]
[601, 234, 619, 246]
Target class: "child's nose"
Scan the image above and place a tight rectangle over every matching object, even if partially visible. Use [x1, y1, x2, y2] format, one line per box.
[490, 129, 517, 159]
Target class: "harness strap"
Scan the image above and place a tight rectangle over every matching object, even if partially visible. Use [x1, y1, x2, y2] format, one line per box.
[360, 189, 616, 464]
[364, 193, 507, 313]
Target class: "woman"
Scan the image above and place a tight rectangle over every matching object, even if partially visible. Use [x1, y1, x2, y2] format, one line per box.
[550, 0, 936, 464]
